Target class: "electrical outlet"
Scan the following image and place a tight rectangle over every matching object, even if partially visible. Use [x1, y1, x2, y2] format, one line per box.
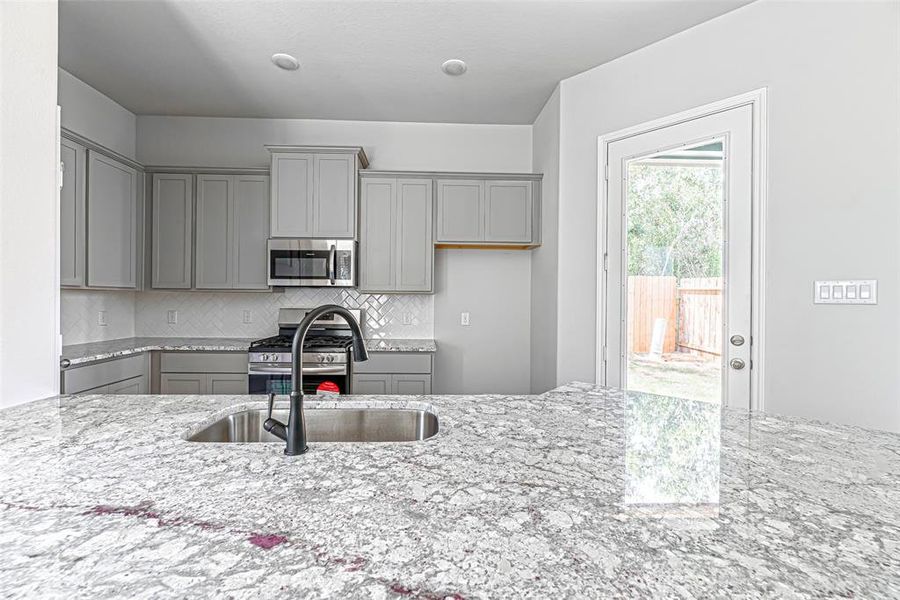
[167, 310, 178, 325]
[242, 309, 252, 324]
[402, 312, 413, 325]
[460, 312, 470, 326]
[97, 310, 107, 327]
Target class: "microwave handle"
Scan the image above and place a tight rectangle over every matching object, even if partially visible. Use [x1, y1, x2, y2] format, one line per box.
[328, 244, 336, 285]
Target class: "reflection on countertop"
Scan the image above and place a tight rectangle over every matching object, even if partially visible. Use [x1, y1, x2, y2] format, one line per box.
[1, 382, 897, 597]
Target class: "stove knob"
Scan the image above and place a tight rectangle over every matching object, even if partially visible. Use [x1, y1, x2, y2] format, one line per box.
[263, 354, 271, 362]
[327, 355, 335, 363]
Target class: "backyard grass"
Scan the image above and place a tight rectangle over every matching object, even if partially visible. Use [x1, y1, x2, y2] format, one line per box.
[627, 353, 722, 404]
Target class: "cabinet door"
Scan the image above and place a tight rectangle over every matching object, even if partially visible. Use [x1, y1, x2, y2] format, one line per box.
[151, 173, 193, 288]
[234, 175, 269, 289]
[60, 138, 86, 287]
[436, 180, 483, 242]
[195, 175, 234, 289]
[87, 151, 138, 288]
[351, 374, 391, 395]
[397, 179, 433, 292]
[160, 373, 206, 394]
[207, 373, 249, 395]
[270, 153, 314, 237]
[391, 374, 432, 395]
[359, 178, 396, 292]
[313, 154, 355, 238]
[485, 180, 533, 243]
[109, 375, 146, 394]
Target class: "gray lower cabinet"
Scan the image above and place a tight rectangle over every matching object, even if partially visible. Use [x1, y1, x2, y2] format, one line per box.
[158, 352, 249, 395]
[60, 138, 86, 287]
[194, 174, 269, 290]
[268, 146, 362, 239]
[160, 373, 248, 395]
[87, 150, 139, 288]
[349, 373, 390, 395]
[351, 352, 433, 395]
[152, 173, 193, 288]
[359, 177, 433, 293]
[160, 373, 205, 395]
[108, 375, 147, 394]
[63, 354, 147, 395]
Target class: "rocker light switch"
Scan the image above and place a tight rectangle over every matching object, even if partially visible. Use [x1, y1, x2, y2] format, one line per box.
[814, 280, 877, 305]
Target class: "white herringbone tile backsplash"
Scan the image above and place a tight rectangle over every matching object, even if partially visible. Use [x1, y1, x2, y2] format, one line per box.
[61, 290, 136, 345]
[135, 289, 433, 339]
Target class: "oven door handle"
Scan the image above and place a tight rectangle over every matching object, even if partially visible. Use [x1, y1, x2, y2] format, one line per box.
[248, 365, 347, 376]
[328, 244, 336, 285]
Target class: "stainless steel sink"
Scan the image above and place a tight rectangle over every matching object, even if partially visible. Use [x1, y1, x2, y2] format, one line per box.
[188, 408, 439, 443]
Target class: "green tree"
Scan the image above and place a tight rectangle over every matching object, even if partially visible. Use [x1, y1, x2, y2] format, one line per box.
[626, 162, 723, 279]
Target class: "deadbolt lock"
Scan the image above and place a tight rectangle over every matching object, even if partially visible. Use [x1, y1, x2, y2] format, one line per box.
[730, 334, 745, 347]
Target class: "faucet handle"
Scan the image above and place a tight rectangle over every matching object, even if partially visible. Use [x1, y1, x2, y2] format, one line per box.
[267, 392, 276, 421]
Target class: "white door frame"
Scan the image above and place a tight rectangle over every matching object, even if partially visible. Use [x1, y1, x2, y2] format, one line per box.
[596, 88, 768, 411]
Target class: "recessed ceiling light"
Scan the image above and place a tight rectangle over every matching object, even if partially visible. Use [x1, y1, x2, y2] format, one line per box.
[441, 59, 467, 76]
[271, 53, 300, 71]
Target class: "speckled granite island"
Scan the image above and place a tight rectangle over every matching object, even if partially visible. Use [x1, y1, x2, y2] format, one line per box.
[1, 383, 898, 598]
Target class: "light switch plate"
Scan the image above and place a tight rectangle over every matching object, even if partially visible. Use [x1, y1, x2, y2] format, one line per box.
[814, 280, 877, 305]
[97, 310, 107, 327]
[460, 312, 470, 326]
[242, 309, 252, 324]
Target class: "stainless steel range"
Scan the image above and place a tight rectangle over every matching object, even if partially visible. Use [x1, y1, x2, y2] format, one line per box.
[248, 307, 363, 395]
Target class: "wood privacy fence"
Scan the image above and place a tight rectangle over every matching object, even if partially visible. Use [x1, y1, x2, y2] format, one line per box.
[627, 276, 723, 356]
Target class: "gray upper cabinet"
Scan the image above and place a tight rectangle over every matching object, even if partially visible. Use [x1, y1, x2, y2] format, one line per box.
[233, 176, 270, 289]
[359, 176, 433, 293]
[436, 179, 483, 242]
[397, 179, 433, 292]
[484, 180, 533, 243]
[268, 146, 364, 239]
[359, 178, 397, 291]
[151, 173, 193, 289]
[435, 175, 540, 246]
[314, 154, 355, 238]
[60, 138, 86, 287]
[87, 150, 138, 288]
[196, 174, 234, 289]
[194, 173, 269, 290]
[270, 152, 314, 237]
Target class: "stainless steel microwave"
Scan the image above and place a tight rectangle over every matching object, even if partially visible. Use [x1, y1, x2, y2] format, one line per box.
[267, 239, 356, 287]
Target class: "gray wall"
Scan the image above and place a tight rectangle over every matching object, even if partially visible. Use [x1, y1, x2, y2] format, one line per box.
[554, 0, 900, 431]
[58, 68, 136, 159]
[0, 1, 59, 406]
[434, 250, 532, 395]
[529, 86, 560, 394]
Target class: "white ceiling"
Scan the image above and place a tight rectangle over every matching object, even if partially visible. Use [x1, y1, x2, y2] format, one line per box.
[59, 0, 753, 124]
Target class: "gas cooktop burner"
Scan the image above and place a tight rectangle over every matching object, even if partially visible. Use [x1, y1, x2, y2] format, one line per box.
[250, 334, 353, 352]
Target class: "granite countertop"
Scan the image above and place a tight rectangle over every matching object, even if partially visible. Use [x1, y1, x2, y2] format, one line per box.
[61, 337, 257, 367]
[1, 382, 898, 598]
[364, 338, 436, 353]
[61, 337, 437, 367]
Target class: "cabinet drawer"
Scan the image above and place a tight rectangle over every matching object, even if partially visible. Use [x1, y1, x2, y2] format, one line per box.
[352, 353, 432, 374]
[160, 352, 248, 373]
[64, 354, 146, 394]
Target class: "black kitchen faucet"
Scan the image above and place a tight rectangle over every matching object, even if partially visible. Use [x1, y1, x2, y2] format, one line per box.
[263, 305, 369, 455]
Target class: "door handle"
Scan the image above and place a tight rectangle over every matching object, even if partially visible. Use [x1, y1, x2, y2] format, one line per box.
[729, 358, 746, 370]
[328, 245, 336, 285]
